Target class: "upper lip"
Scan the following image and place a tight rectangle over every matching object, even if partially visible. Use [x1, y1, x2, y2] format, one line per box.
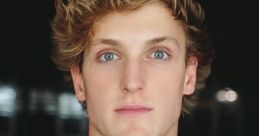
[115, 105, 153, 111]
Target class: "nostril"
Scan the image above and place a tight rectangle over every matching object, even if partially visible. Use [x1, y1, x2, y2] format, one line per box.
[123, 86, 143, 93]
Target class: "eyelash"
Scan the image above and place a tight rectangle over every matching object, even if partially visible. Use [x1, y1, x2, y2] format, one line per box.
[96, 49, 120, 63]
[148, 47, 172, 61]
[96, 47, 172, 63]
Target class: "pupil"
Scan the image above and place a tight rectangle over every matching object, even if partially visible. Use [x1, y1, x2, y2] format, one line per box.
[155, 51, 163, 59]
[105, 53, 114, 60]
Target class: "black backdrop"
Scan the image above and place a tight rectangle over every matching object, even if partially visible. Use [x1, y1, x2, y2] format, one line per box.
[0, 0, 258, 136]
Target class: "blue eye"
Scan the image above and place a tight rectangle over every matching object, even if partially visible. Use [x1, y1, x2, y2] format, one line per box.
[100, 52, 119, 62]
[151, 50, 169, 60]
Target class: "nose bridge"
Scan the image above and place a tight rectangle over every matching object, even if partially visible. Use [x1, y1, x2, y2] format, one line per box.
[120, 57, 145, 93]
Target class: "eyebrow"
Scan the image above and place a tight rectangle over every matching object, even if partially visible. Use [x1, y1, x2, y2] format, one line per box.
[92, 36, 181, 49]
[147, 36, 180, 49]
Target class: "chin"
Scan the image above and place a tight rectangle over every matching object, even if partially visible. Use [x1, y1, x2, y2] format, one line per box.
[118, 130, 150, 136]
[114, 125, 153, 136]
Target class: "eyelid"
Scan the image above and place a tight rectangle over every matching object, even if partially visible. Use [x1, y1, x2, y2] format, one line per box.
[148, 46, 172, 59]
[96, 48, 121, 62]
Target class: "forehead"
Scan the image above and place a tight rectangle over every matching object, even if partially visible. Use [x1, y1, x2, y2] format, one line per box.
[92, 2, 185, 47]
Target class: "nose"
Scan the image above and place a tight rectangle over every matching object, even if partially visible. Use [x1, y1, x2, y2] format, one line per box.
[120, 59, 145, 94]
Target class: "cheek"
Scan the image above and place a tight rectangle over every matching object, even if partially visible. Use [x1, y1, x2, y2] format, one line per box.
[147, 62, 186, 94]
[149, 71, 185, 106]
[147, 64, 186, 111]
[82, 64, 120, 111]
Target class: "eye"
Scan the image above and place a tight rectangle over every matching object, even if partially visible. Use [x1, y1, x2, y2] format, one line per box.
[149, 50, 170, 60]
[99, 52, 120, 62]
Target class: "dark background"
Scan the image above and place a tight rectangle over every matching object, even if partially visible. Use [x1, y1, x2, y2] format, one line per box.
[0, 0, 258, 136]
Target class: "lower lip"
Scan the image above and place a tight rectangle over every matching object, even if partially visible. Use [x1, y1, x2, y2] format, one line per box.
[115, 109, 152, 116]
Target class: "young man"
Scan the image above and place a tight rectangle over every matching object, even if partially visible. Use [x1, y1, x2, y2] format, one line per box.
[51, 0, 213, 136]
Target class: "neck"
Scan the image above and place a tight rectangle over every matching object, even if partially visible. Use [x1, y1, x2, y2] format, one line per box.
[88, 124, 178, 136]
[166, 122, 178, 136]
[88, 124, 103, 136]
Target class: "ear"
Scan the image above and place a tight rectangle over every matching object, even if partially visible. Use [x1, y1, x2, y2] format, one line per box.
[70, 66, 86, 102]
[183, 56, 198, 95]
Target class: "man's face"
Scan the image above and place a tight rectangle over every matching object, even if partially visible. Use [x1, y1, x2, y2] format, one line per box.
[71, 2, 197, 136]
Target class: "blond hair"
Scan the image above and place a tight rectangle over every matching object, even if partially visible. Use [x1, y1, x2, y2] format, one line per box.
[51, 0, 214, 113]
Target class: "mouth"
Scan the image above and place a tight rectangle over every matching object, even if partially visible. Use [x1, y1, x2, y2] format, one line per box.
[115, 105, 153, 117]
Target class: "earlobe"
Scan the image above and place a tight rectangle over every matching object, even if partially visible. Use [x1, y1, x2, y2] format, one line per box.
[70, 66, 86, 102]
[183, 57, 198, 95]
